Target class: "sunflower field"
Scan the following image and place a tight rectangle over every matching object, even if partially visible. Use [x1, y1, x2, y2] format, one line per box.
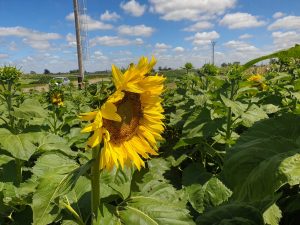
[0, 45, 300, 225]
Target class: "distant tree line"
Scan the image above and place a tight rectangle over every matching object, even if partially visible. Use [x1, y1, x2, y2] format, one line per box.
[158, 66, 172, 71]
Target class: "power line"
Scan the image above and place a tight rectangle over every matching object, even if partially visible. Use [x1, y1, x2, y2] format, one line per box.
[78, 0, 89, 61]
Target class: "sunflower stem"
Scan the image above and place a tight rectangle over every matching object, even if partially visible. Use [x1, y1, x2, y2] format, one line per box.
[15, 158, 22, 186]
[51, 111, 56, 134]
[91, 145, 100, 225]
[62, 201, 85, 225]
[225, 80, 235, 149]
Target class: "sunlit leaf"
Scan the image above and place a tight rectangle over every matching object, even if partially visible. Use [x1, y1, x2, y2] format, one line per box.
[222, 114, 300, 203]
[31, 153, 79, 225]
[119, 196, 195, 225]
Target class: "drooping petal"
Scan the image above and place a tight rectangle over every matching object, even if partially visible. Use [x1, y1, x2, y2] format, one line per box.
[107, 91, 124, 103]
[87, 128, 103, 148]
[101, 102, 121, 122]
[81, 124, 94, 133]
[79, 111, 98, 121]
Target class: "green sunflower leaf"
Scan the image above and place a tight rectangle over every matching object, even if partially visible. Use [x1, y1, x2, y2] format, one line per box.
[263, 203, 282, 225]
[0, 129, 37, 161]
[196, 203, 264, 225]
[12, 98, 47, 119]
[186, 177, 232, 213]
[0, 130, 75, 160]
[221, 114, 300, 203]
[118, 196, 195, 225]
[31, 153, 79, 225]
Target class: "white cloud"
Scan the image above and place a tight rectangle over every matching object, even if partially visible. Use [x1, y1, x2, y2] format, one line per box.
[183, 21, 213, 32]
[118, 25, 155, 37]
[239, 34, 253, 39]
[149, 0, 236, 21]
[65, 13, 74, 21]
[220, 13, 266, 29]
[23, 39, 51, 50]
[173, 47, 185, 52]
[66, 13, 113, 30]
[186, 31, 220, 45]
[135, 38, 144, 45]
[9, 41, 17, 51]
[21, 56, 34, 63]
[224, 40, 258, 52]
[220, 40, 265, 64]
[100, 10, 121, 21]
[272, 31, 300, 49]
[0, 26, 61, 50]
[268, 16, 300, 31]
[153, 52, 213, 69]
[0, 53, 8, 59]
[0, 26, 60, 40]
[155, 43, 171, 49]
[120, 0, 146, 17]
[94, 51, 103, 56]
[91, 50, 108, 60]
[273, 12, 285, 19]
[90, 36, 143, 46]
[90, 36, 130, 46]
[153, 43, 172, 54]
[14, 53, 78, 73]
[66, 33, 76, 47]
[113, 50, 133, 56]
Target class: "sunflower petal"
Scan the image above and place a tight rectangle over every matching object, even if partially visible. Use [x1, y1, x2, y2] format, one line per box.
[107, 91, 124, 103]
[112, 65, 124, 88]
[79, 111, 98, 121]
[101, 102, 121, 122]
[87, 128, 103, 148]
[81, 124, 94, 133]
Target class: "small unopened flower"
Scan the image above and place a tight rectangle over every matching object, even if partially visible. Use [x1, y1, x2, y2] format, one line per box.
[260, 83, 268, 91]
[49, 91, 64, 106]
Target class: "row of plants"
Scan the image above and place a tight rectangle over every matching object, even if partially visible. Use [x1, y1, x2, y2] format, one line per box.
[0, 45, 299, 225]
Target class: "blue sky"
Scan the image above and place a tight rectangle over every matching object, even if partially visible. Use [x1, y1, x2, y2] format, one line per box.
[0, 0, 300, 73]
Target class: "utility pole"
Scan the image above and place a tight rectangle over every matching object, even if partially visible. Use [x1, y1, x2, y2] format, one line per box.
[211, 41, 216, 65]
[73, 0, 84, 89]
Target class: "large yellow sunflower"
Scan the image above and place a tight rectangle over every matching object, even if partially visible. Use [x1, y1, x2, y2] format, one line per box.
[80, 56, 165, 170]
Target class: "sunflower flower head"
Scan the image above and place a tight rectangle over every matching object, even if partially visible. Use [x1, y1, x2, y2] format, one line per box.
[49, 89, 64, 107]
[247, 74, 263, 82]
[247, 74, 268, 91]
[80, 56, 165, 170]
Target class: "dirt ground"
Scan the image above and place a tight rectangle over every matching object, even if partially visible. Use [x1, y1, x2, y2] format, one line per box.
[22, 77, 110, 92]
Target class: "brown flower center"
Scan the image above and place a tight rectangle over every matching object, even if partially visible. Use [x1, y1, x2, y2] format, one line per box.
[103, 92, 142, 144]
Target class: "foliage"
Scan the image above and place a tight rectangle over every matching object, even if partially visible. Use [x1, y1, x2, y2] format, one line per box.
[0, 45, 300, 224]
[198, 63, 219, 77]
[44, 69, 50, 75]
[183, 62, 194, 74]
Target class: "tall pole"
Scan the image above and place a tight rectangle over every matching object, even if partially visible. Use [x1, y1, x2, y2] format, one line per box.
[73, 0, 84, 88]
[211, 41, 216, 65]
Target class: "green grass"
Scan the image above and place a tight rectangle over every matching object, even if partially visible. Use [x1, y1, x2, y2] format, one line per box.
[19, 70, 189, 89]
[20, 73, 110, 88]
